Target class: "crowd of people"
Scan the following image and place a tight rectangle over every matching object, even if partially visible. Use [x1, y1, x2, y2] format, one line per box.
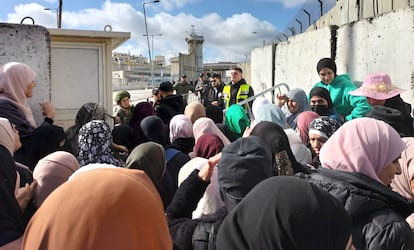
[1, 58, 414, 250]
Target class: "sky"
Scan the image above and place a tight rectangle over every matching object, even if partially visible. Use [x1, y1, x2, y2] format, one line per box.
[1, 0, 311, 64]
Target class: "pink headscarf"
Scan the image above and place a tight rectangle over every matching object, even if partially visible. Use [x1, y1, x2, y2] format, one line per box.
[296, 111, 320, 145]
[0, 117, 15, 155]
[320, 117, 405, 184]
[0, 62, 37, 128]
[193, 117, 230, 146]
[391, 137, 414, 200]
[33, 151, 80, 208]
[169, 114, 194, 143]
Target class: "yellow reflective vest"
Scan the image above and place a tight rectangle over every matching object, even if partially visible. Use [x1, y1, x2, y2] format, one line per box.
[222, 84, 250, 109]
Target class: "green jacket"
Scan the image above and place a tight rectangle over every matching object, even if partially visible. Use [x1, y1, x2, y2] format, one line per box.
[312, 74, 371, 121]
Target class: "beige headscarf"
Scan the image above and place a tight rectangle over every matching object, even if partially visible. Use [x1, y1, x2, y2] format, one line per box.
[0, 117, 16, 155]
[0, 62, 37, 128]
[184, 102, 206, 124]
[23, 167, 172, 250]
[33, 151, 80, 208]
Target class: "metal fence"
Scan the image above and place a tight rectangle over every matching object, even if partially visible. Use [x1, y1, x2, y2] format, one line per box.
[274, 0, 337, 42]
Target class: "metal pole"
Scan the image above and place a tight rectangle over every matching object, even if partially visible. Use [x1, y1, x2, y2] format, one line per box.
[58, 0, 62, 28]
[295, 18, 303, 33]
[142, 0, 160, 89]
[303, 9, 311, 27]
[317, 0, 323, 17]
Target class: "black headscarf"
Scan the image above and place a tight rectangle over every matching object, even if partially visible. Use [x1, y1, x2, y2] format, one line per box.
[250, 121, 311, 175]
[216, 176, 352, 250]
[316, 57, 337, 75]
[309, 87, 334, 110]
[217, 136, 272, 211]
[128, 102, 155, 146]
[140, 115, 169, 149]
[205, 105, 224, 124]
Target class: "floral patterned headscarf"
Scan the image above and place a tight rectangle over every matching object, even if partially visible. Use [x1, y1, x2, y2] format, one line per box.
[77, 120, 123, 167]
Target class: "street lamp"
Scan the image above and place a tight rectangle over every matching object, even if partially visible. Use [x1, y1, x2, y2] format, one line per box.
[143, 0, 160, 88]
[44, 7, 59, 28]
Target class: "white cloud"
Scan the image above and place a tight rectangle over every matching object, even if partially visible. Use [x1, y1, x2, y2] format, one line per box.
[6, 1, 280, 63]
[42, 0, 58, 4]
[254, 0, 309, 8]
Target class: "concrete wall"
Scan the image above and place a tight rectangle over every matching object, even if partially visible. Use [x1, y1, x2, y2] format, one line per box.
[250, 7, 414, 106]
[336, 7, 414, 104]
[311, 0, 413, 31]
[0, 23, 51, 125]
[251, 45, 274, 100]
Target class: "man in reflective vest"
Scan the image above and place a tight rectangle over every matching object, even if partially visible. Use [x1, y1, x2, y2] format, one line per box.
[222, 67, 254, 110]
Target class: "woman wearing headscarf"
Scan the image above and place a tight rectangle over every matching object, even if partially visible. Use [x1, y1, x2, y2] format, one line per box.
[223, 104, 250, 139]
[193, 117, 231, 147]
[32, 151, 80, 208]
[0, 62, 65, 169]
[167, 136, 273, 250]
[178, 134, 226, 219]
[296, 111, 320, 146]
[250, 121, 311, 175]
[391, 137, 414, 230]
[296, 118, 414, 249]
[184, 102, 206, 124]
[22, 167, 172, 250]
[307, 116, 341, 169]
[253, 103, 287, 128]
[251, 96, 270, 123]
[311, 57, 371, 121]
[126, 142, 172, 208]
[140, 115, 186, 193]
[217, 176, 353, 250]
[62, 102, 106, 156]
[0, 117, 36, 248]
[128, 101, 155, 146]
[277, 88, 310, 129]
[77, 120, 123, 167]
[140, 115, 169, 149]
[284, 128, 312, 166]
[205, 105, 224, 124]
[309, 86, 343, 124]
[169, 114, 195, 155]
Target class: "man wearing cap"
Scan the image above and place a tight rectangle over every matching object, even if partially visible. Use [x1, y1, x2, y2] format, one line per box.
[222, 67, 254, 112]
[174, 74, 194, 105]
[157, 81, 185, 125]
[349, 72, 414, 136]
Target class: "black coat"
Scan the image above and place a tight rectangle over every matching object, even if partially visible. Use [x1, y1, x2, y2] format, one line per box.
[296, 168, 414, 250]
[157, 95, 185, 125]
[0, 145, 25, 246]
[0, 99, 64, 169]
[166, 170, 227, 250]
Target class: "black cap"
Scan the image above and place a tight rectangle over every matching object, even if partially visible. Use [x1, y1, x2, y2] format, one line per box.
[181, 74, 187, 78]
[159, 81, 173, 92]
[199, 73, 204, 77]
[152, 87, 159, 95]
